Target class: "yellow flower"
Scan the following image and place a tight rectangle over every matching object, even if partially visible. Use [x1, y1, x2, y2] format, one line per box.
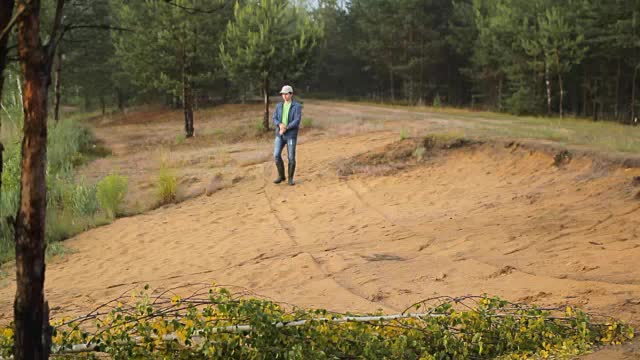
[1, 328, 13, 338]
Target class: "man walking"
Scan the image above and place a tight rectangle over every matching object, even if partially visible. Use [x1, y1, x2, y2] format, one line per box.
[273, 85, 301, 186]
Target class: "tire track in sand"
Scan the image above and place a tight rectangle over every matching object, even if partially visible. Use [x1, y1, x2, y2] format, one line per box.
[259, 163, 400, 311]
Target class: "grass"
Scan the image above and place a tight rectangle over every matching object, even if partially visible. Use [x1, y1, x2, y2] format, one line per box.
[156, 165, 177, 205]
[96, 174, 128, 219]
[302, 117, 314, 128]
[399, 128, 409, 140]
[0, 90, 117, 263]
[335, 100, 640, 154]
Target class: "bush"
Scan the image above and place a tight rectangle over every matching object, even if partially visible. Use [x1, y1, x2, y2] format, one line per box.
[174, 134, 186, 145]
[48, 119, 95, 172]
[414, 146, 427, 161]
[399, 128, 410, 140]
[302, 118, 314, 127]
[0, 113, 107, 262]
[254, 118, 266, 133]
[156, 166, 177, 205]
[433, 93, 442, 107]
[22, 288, 634, 359]
[97, 174, 128, 219]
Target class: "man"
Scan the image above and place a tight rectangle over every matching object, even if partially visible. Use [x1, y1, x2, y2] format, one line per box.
[272, 85, 301, 186]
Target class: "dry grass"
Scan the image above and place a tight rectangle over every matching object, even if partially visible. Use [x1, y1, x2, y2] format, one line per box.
[335, 134, 476, 177]
[340, 101, 640, 154]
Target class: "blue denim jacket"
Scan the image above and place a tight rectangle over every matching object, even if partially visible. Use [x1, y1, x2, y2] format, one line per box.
[272, 100, 302, 136]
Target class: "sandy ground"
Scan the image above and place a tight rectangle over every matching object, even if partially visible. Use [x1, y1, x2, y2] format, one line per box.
[2, 101, 640, 357]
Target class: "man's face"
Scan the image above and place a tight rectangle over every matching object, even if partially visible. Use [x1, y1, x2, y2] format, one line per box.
[282, 92, 293, 102]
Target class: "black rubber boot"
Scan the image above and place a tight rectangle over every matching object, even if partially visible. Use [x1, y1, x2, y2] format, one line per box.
[274, 160, 286, 184]
[287, 163, 296, 186]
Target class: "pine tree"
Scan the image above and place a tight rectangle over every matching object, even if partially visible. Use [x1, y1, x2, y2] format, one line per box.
[220, 0, 322, 130]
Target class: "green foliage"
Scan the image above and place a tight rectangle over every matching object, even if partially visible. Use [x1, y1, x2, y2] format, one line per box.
[399, 128, 409, 140]
[156, 166, 178, 205]
[2, 288, 630, 359]
[433, 94, 441, 107]
[0, 92, 105, 262]
[96, 174, 128, 219]
[174, 134, 186, 145]
[111, 0, 231, 105]
[220, 0, 323, 94]
[414, 146, 426, 161]
[253, 118, 266, 133]
[301, 117, 314, 127]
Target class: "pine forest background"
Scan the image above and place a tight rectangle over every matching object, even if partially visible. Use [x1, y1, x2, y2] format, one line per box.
[3, 0, 640, 123]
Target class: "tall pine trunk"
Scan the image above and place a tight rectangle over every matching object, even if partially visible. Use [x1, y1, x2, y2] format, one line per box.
[262, 76, 269, 131]
[615, 60, 621, 120]
[15, 0, 55, 358]
[389, 58, 395, 102]
[545, 63, 552, 115]
[182, 47, 194, 138]
[53, 49, 62, 122]
[558, 74, 564, 119]
[115, 87, 125, 112]
[632, 64, 639, 125]
[555, 50, 564, 119]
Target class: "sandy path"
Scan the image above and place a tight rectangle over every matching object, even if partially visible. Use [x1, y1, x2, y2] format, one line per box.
[1, 102, 640, 356]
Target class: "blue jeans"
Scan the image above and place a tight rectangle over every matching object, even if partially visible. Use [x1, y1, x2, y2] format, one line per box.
[274, 132, 297, 166]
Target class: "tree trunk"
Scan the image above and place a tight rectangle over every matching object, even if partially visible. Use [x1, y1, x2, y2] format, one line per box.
[615, 59, 621, 120]
[14, 0, 54, 358]
[115, 87, 124, 112]
[545, 63, 552, 115]
[53, 49, 62, 122]
[592, 78, 598, 121]
[555, 50, 563, 119]
[497, 77, 503, 111]
[262, 76, 269, 131]
[632, 64, 639, 125]
[582, 68, 588, 117]
[389, 59, 395, 102]
[182, 75, 194, 138]
[181, 47, 194, 138]
[558, 73, 564, 119]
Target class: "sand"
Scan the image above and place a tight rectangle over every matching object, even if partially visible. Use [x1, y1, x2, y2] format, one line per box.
[1, 102, 640, 357]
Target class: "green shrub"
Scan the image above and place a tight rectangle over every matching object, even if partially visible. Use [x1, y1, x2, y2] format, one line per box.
[254, 119, 266, 133]
[48, 119, 95, 172]
[97, 174, 128, 219]
[414, 146, 427, 161]
[433, 93, 441, 107]
[302, 118, 314, 127]
[399, 128, 410, 140]
[174, 134, 186, 145]
[28, 289, 634, 359]
[156, 166, 177, 205]
[0, 140, 21, 262]
[70, 181, 99, 216]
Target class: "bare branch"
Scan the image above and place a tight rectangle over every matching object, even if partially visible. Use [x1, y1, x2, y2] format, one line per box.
[45, 0, 65, 60]
[0, 5, 24, 43]
[163, 0, 226, 14]
[63, 24, 132, 33]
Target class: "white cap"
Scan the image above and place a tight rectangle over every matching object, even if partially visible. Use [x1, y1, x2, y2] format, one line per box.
[279, 85, 293, 94]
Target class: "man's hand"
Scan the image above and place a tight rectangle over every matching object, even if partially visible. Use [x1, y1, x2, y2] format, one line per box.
[279, 123, 286, 135]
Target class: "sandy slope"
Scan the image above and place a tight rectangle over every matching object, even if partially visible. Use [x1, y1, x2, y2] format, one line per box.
[1, 102, 640, 356]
